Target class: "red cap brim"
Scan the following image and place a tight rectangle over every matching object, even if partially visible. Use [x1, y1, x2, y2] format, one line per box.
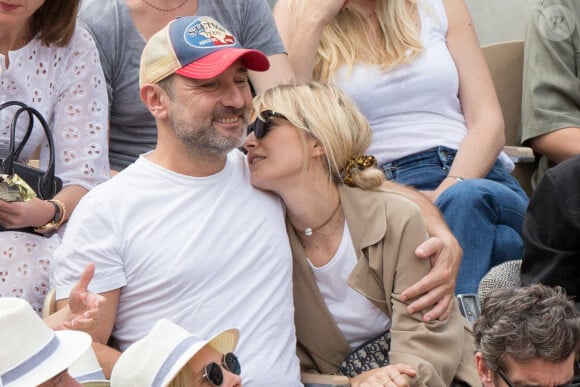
[175, 48, 270, 80]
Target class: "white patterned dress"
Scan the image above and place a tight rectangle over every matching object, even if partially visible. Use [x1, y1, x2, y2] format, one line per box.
[0, 24, 109, 315]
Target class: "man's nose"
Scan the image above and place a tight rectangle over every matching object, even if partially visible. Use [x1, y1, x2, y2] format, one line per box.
[221, 82, 249, 108]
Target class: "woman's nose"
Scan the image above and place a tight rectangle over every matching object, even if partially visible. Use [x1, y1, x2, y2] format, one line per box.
[223, 368, 242, 387]
[242, 130, 257, 149]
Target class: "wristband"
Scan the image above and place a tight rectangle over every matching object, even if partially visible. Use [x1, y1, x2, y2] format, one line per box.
[34, 199, 66, 234]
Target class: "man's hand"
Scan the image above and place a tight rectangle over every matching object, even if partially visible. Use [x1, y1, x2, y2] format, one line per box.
[401, 236, 462, 322]
[44, 263, 105, 331]
[380, 180, 461, 321]
[61, 263, 105, 330]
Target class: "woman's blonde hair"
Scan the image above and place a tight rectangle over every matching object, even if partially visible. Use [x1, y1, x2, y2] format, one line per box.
[167, 363, 194, 387]
[252, 82, 385, 190]
[290, 0, 423, 82]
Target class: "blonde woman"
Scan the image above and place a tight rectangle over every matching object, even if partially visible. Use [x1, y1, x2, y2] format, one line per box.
[273, 0, 529, 295]
[111, 320, 241, 387]
[243, 82, 478, 386]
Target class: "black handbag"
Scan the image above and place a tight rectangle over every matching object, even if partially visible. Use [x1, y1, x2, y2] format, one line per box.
[336, 330, 391, 378]
[336, 329, 474, 386]
[0, 101, 63, 233]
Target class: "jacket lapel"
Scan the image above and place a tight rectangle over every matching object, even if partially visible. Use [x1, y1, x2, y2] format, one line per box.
[288, 221, 351, 371]
[340, 186, 391, 316]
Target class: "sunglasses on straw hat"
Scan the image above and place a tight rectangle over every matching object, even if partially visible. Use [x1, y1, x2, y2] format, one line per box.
[202, 352, 241, 386]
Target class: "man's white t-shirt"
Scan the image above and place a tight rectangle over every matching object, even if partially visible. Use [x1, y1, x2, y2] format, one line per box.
[50, 150, 302, 386]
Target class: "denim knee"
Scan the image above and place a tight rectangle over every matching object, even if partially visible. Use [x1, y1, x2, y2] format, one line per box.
[435, 179, 497, 215]
[436, 178, 527, 229]
[492, 225, 524, 263]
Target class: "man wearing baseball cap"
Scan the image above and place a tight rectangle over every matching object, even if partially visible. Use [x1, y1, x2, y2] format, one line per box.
[51, 16, 301, 385]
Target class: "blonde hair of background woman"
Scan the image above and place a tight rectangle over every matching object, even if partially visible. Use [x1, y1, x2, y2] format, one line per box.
[252, 82, 385, 190]
[289, 0, 424, 82]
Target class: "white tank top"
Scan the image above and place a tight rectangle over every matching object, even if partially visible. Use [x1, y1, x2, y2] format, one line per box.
[335, 0, 512, 169]
[308, 222, 391, 349]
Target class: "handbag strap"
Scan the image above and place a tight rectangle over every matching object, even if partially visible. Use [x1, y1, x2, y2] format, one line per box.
[0, 100, 42, 158]
[0, 102, 59, 198]
[0, 100, 28, 111]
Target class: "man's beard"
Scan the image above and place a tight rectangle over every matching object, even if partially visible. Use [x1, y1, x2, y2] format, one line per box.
[169, 107, 248, 159]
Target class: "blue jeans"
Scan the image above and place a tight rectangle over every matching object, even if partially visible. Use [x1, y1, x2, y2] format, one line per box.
[381, 147, 529, 294]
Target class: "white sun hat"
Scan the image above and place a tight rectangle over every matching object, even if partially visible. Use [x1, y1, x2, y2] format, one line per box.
[110, 319, 239, 387]
[69, 346, 109, 386]
[0, 297, 92, 387]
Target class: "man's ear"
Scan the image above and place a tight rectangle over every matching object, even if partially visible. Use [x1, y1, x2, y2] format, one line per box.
[475, 352, 496, 386]
[140, 84, 169, 120]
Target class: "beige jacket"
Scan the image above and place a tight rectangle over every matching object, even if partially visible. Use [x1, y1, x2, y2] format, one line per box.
[290, 185, 479, 386]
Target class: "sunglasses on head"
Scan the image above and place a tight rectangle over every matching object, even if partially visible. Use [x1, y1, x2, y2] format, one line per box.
[202, 352, 241, 386]
[246, 110, 288, 139]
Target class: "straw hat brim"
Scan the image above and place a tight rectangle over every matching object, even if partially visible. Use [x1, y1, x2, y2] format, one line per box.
[160, 328, 239, 386]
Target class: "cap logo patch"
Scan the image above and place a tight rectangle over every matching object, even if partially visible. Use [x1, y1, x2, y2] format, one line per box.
[183, 17, 236, 49]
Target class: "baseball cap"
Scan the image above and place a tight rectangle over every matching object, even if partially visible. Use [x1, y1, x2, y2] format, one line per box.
[139, 15, 270, 86]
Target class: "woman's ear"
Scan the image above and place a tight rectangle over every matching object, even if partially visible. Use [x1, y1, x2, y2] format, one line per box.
[140, 84, 169, 120]
[310, 140, 326, 159]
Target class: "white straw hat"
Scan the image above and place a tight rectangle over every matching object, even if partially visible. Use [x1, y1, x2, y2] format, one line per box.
[110, 319, 239, 387]
[0, 297, 92, 387]
[69, 346, 109, 386]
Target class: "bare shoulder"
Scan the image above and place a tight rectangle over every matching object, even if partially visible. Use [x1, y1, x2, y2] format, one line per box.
[441, 0, 476, 34]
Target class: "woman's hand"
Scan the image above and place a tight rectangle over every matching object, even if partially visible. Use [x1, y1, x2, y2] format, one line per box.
[420, 176, 460, 203]
[274, 0, 348, 81]
[303, 0, 347, 25]
[420, 190, 437, 203]
[349, 364, 417, 387]
[0, 197, 54, 228]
